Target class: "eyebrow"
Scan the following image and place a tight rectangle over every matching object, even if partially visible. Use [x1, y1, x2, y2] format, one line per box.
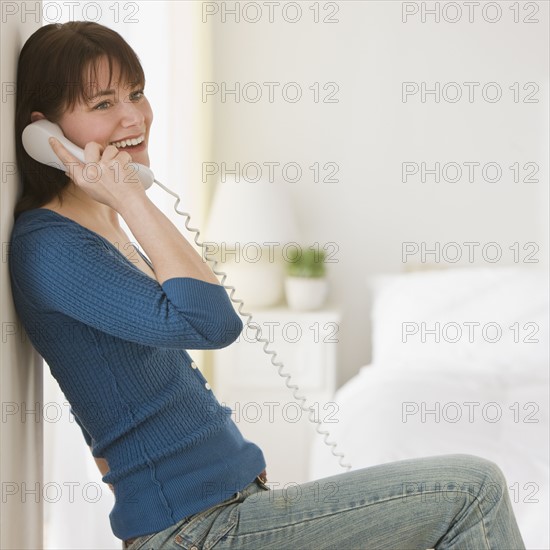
[85, 83, 143, 102]
[87, 89, 116, 101]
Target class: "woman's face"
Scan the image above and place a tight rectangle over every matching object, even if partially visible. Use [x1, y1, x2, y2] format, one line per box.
[32, 56, 153, 167]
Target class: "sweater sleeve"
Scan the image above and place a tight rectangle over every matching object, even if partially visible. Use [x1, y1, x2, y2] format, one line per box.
[70, 407, 93, 446]
[10, 219, 243, 349]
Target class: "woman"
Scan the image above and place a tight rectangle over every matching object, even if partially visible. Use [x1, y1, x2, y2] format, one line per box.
[10, 21, 526, 550]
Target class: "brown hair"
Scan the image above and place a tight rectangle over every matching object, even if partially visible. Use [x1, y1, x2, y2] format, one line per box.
[14, 21, 145, 219]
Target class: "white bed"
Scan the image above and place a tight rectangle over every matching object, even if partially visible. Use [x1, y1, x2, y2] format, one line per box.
[308, 265, 549, 550]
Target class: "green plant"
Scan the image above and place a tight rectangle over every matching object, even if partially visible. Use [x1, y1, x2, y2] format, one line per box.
[285, 246, 326, 278]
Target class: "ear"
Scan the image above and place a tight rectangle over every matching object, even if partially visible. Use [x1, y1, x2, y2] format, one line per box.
[30, 111, 46, 122]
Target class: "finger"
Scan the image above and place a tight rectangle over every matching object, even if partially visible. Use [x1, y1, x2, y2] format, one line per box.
[83, 141, 103, 163]
[111, 149, 133, 165]
[85, 143, 130, 165]
[103, 149, 134, 176]
[48, 137, 86, 180]
[99, 144, 123, 161]
[48, 137, 83, 169]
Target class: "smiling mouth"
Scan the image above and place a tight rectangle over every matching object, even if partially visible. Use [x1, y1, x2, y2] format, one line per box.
[109, 135, 145, 149]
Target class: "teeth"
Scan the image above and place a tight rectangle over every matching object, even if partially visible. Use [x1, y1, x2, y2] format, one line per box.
[110, 135, 144, 148]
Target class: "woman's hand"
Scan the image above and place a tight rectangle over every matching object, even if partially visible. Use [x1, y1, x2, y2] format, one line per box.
[48, 137, 146, 212]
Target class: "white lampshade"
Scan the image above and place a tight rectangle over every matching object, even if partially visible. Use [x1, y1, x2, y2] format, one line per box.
[203, 175, 301, 308]
[204, 175, 299, 245]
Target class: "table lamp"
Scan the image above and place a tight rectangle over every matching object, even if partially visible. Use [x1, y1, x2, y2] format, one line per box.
[203, 175, 300, 308]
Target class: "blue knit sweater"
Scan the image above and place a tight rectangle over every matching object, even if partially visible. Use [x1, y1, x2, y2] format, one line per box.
[9, 208, 266, 540]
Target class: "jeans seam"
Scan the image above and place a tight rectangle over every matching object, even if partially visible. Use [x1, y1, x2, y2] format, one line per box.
[226, 489, 488, 539]
[436, 492, 490, 550]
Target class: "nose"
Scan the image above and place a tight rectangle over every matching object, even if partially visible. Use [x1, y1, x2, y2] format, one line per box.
[120, 100, 145, 129]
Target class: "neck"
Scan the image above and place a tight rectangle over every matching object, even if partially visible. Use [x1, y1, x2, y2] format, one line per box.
[51, 182, 121, 230]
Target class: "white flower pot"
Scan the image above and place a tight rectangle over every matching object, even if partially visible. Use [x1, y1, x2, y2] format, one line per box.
[284, 277, 329, 311]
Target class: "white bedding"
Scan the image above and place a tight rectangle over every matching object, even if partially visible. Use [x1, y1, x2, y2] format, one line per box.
[308, 266, 549, 550]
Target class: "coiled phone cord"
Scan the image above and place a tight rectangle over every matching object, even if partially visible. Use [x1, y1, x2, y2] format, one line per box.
[153, 178, 352, 473]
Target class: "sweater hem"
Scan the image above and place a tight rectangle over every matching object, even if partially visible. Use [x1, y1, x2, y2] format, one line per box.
[109, 421, 266, 540]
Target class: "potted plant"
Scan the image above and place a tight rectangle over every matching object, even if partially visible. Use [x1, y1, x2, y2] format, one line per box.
[284, 246, 329, 311]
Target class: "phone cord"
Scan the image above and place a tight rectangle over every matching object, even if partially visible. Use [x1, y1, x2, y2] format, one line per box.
[153, 178, 352, 472]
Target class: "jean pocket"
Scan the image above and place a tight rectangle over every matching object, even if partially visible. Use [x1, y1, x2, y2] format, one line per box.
[173, 492, 242, 550]
[125, 532, 156, 550]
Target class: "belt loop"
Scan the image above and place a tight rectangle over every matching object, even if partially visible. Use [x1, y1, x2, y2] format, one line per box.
[255, 471, 270, 491]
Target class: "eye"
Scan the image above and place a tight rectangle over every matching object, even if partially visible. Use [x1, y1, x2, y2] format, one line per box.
[130, 89, 145, 101]
[93, 101, 111, 111]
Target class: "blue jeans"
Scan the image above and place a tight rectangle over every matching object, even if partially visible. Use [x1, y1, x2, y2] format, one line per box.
[123, 453, 525, 550]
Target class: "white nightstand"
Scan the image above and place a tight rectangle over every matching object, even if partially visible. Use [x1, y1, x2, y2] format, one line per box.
[212, 307, 341, 486]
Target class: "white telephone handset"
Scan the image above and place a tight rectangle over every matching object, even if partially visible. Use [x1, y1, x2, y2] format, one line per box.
[21, 119, 155, 190]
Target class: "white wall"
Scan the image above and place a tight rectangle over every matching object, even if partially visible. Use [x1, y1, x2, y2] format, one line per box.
[208, 0, 549, 385]
[1, 7, 43, 550]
